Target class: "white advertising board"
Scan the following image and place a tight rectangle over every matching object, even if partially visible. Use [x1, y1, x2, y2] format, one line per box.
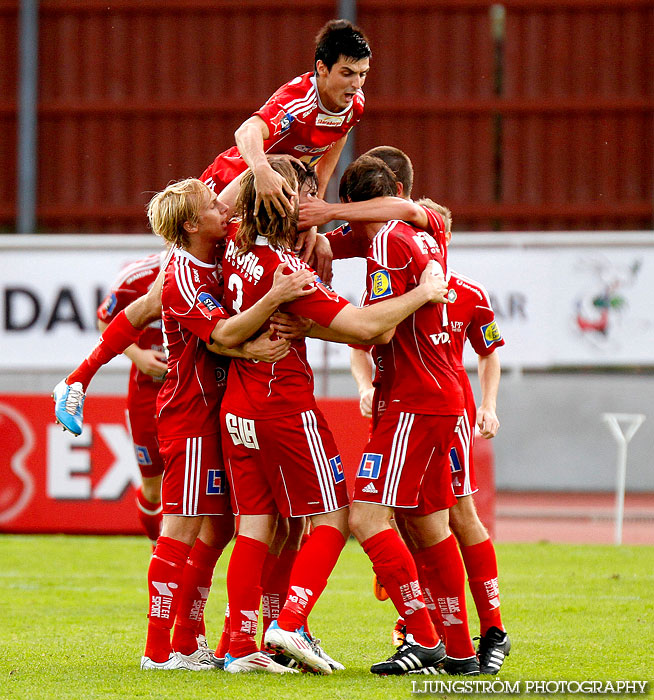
[1, 233, 653, 371]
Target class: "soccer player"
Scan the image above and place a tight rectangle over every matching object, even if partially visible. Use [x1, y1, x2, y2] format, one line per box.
[134, 178, 315, 671]
[321, 154, 477, 676]
[333, 148, 510, 673]
[218, 157, 449, 675]
[200, 19, 371, 217]
[97, 253, 168, 547]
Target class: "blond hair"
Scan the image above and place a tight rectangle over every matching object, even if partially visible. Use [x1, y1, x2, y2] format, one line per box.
[235, 157, 299, 253]
[147, 178, 210, 249]
[416, 197, 452, 234]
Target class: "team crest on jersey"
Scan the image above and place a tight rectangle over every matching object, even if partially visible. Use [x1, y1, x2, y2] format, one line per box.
[370, 270, 393, 300]
[102, 293, 118, 316]
[134, 445, 152, 466]
[197, 292, 222, 319]
[481, 320, 502, 347]
[447, 288, 457, 303]
[271, 109, 295, 135]
[357, 453, 382, 480]
[207, 469, 227, 495]
[329, 455, 345, 484]
[316, 113, 345, 127]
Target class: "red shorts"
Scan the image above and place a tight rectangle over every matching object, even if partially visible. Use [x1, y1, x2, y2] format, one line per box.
[126, 381, 164, 479]
[221, 407, 349, 518]
[158, 433, 230, 516]
[353, 409, 459, 512]
[448, 377, 479, 498]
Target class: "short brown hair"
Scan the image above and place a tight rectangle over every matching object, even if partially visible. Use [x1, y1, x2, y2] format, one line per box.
[236, 157, 299, 253]
[364, 146, 414, 197]
[339, 155, 397, 203]
[147, 178, 209, 249]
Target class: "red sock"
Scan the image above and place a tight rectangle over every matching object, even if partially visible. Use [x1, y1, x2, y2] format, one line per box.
[361, 529, 438, 648]
[135, 486, 162, 545]
[171, 539, 222, 655]
[67, 310, 141, 390]
[215, 604, 230, 659]
[260, 547, 299, 641]
[415, 535, 474, 658]
[226, 535, 268, 658]
[461, 539, 503, 635]
[276, 525, 345, 632]
[144, 536, 191, 662]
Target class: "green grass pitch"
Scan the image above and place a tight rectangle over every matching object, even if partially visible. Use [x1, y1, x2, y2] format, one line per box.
[1, 535, 652, 699]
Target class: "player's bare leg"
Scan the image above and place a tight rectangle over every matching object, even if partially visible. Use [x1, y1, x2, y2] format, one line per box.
[449, 495, 510, 674]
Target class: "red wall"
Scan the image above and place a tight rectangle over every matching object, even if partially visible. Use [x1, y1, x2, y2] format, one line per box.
[1, 0, 652, 232]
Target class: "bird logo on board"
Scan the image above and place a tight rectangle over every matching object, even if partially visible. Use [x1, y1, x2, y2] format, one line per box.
[481, 320, 502, 347]
[370, 270, 392, 300]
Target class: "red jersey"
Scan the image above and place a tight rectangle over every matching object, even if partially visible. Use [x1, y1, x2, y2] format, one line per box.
[200, 72, 365, 192]
[366, 220, 463, 416]
[156, 248, 231, 440]
[327, 204, 448, 265]
[220, 230, 349, 419]
[97, 252, 166, 390]
[447, 270, 505, 370]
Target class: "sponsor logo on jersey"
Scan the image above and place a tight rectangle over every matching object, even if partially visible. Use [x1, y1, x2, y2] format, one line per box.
[357, 452, 382, 480]
[293, 143, 331, 155]
[329, 455, 345, 484]
[197, 292, 222, 320]
[207, 469, 227, 495]
[135, 445, 152, 466]
[430, 331, 450, 345]
[224, 240, 264, 282]
[316, 112, 345, 127]
[481, 320, 502, 347]
[370, 270, 393, 300]
[215, 366, 228, 385]
[450, 320, 463, 332]
[455, 277, 484, 300]
[447, 288, 457, 303]
[361, 482, 378, 494]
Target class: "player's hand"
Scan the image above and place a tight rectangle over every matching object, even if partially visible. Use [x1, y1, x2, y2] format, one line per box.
[253, 165, 296, 218]
[359, 387, 374, 419]
[244, 328, 291, 363]
[132, 348, 168, 378]
[306, 233, 333, 285]
[269, 311, 313, 340]
[298, 194, 332, 229]
[295, 226, 318, 261]
[270, 263, 317, 304]
[477, 405, 500, 438]
[419, 260, 449, 303]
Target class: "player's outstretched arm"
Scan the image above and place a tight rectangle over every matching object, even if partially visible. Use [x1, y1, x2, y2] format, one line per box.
[98, 320, 167, 378]
[235, 116, 295, 217]
[210, 264, 316, 348]
[476, 351, 501, 438]
[299, 195, 427, 230]
[328, 260, 448, 343]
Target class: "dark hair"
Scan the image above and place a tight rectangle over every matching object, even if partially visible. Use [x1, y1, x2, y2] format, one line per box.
[314, 19, 371, 71]
[339, 155, 397, 203]
[289, 159, 318, 197]
[364, 146, 414, 197]
[236, 157, 298, 253]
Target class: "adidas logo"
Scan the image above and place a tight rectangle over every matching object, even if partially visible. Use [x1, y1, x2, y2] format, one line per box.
[362, 482, 378, 494]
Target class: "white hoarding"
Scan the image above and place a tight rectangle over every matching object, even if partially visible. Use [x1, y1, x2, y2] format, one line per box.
[1, 233, 653, 371]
